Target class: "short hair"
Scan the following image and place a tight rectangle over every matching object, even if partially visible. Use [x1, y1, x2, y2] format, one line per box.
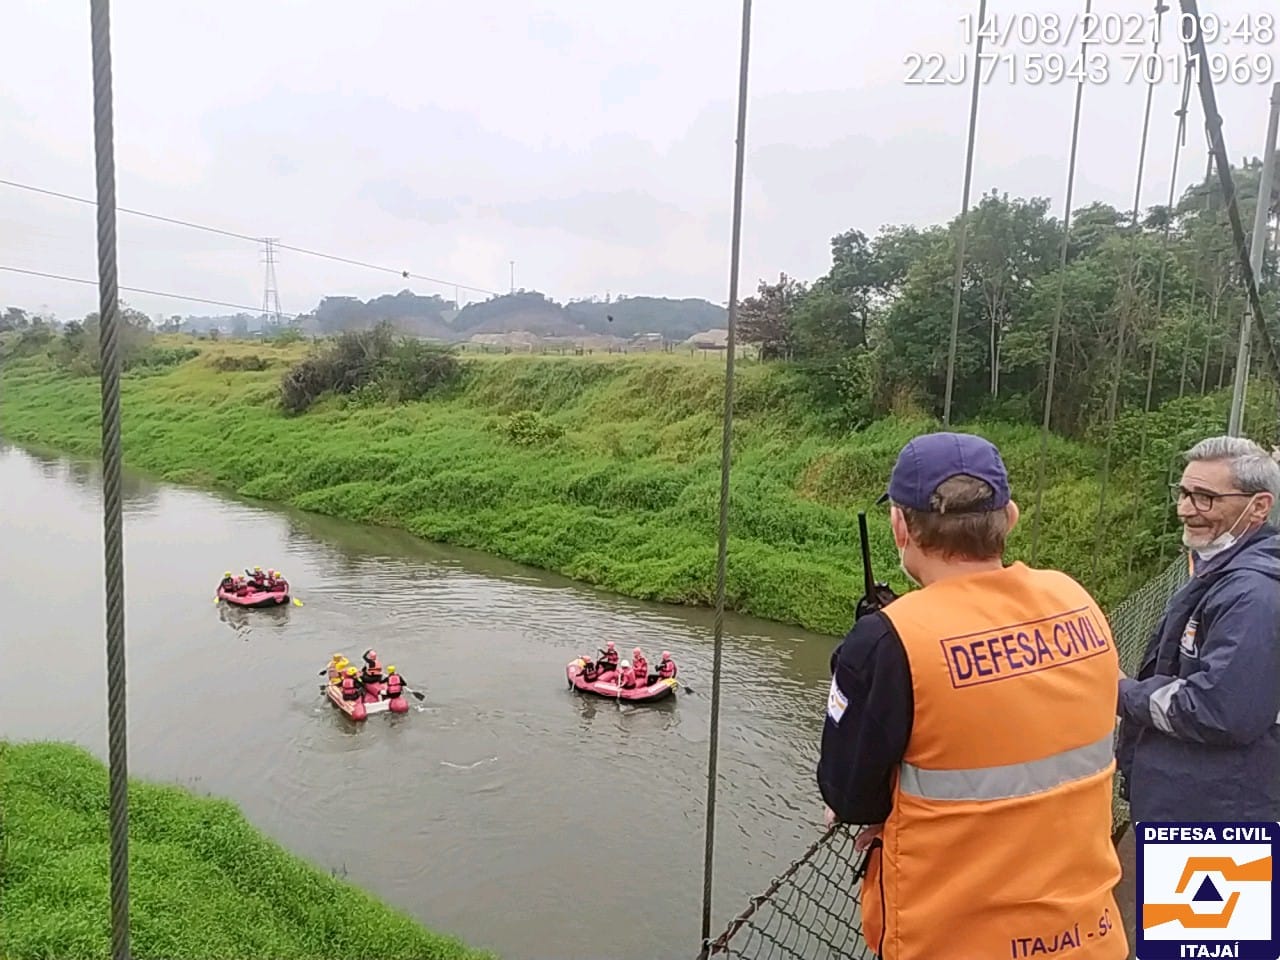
[1185, 436, 1280, 523]
[898, 474, 1011, 561]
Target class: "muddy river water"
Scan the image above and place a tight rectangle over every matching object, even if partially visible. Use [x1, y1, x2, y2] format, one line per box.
[0, 443, 847, 960]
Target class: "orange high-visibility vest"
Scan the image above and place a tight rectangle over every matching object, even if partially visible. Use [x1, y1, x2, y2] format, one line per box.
[865, 562, 1126, 960]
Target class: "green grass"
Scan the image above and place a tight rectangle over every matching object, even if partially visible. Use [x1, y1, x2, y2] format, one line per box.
[0, 741, 492, 960]
[0, 338, 1258, 634]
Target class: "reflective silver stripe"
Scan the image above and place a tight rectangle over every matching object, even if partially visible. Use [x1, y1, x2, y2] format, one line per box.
[1149, 679, 1186, 735]
[899, 732, 1115, 802]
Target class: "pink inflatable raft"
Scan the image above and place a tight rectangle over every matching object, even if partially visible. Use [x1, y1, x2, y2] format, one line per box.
[218, 581, 290, 608]
[566, 657, 677, 704]
[324, 675, 410, 721]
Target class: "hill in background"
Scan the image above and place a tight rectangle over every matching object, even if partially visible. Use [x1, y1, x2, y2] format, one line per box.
[292, 290, 728, 343]
[3, 288, 730, 345]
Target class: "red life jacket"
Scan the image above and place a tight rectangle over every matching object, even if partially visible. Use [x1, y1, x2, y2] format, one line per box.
[340, 677, 360, 700]
[619, 666, 637, 689]
[659, 659, 676, 679]
[385, 674, 403, 697]
[603, 649, 619, 666]
[633, 657, 648, 683]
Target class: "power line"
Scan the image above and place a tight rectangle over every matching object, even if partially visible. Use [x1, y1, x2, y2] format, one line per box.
[0, 264, 300, 318]
[0, 176, 503, 297]
[0, 178, 258, 242]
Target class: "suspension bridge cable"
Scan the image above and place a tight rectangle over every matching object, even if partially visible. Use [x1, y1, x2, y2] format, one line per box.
[1172, 132, 1205, 403]
[1028, 0, 1093, 566]
[941, 0, 987, 428]
[698, 1, 752, 956]
[0, 177, 502, 298]
[1125, 0, 1182, 579]
[1179, 0, 1280, 415]
[1157, 90, 1209, 568]
[1090, 7, 1163, 581]
[87, 2, 130, 959]
[0, 265, 303, 319]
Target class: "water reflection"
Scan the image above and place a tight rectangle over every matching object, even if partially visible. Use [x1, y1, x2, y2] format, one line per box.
[9, 442, 165, 512]
[216, 600, 292, 639]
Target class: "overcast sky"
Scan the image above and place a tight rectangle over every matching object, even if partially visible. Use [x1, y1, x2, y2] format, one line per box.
[1, 0, 1277, 321]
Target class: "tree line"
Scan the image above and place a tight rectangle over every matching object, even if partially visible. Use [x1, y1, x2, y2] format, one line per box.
[736, 159, 1280, 441]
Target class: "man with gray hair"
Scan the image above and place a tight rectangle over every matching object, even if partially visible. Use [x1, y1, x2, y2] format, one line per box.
[1116, 435, 1280, 822]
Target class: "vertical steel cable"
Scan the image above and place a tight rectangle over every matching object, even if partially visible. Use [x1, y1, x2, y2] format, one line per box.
[699, 0, 752, 955]
[1159, 131, 1205, 569]
[1180, 0, 1280, 413]
[941, 0, 987, 428]
[1090, 5, 1162, 581]
[89, 2, 131, 958]
[1029, 0, 1094, 565]
[1125, 1, 1180, 578]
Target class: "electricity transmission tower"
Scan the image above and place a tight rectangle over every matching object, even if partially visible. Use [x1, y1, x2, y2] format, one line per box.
[260, 237, 284, 326]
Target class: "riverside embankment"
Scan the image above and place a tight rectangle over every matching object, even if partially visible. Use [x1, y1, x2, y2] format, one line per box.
[1, 740, 493, 960]
[0, 340, 1215, 632]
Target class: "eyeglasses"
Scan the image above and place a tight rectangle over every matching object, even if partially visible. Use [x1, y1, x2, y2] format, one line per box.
[1169, 484, 1256, 513]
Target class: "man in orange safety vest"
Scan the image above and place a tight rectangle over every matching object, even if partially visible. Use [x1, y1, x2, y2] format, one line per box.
[817, 432, 1126, 960]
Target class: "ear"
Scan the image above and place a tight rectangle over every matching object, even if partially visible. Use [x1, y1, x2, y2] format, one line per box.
[1252, 491, 1275, 524]
[890, 506, 908, 549]
[1005, 500, 1020, 532]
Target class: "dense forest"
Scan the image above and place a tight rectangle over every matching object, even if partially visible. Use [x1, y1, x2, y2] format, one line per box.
[734, 159, 1279, 440]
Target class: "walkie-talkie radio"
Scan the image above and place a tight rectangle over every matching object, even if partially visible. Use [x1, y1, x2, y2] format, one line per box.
[855, 511, 898, 620]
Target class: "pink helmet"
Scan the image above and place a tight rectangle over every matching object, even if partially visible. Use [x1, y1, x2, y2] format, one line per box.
[633, 647, 642, 656]
[661, 650, 671, 659]
[606, 641, 616, 650]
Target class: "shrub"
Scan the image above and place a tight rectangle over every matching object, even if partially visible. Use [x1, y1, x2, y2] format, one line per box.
[504, 410, 563, 445]
[279, 325, 462, 414]
[213, 354, 271, 372]
[128, 346, 200, 372]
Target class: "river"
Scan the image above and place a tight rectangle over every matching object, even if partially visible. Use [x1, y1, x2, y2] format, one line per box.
[0, 442, 845, 960]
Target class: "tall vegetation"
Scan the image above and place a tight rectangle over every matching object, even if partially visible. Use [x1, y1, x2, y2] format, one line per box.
[279, 324, 462, 413]
[735, 163, 1279, 442]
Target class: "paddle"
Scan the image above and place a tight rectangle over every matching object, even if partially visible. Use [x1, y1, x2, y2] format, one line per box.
[387, 672, 425, 701]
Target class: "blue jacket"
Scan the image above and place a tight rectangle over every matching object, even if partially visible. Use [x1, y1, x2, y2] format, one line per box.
[1117, 524, 1280, 822]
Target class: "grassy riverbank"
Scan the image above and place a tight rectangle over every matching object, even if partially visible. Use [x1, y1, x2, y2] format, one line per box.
[0, 741, 491, 960]
[0, 340, 1249, 633]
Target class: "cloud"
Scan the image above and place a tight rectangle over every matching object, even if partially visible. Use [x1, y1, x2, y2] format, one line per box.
[361, 179, 465, 226]
[495, 190, 707, 247]
[1, 0, 1273, 323]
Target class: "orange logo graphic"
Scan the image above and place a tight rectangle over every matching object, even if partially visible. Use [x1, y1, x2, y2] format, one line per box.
[1143, 856, 1272, 930]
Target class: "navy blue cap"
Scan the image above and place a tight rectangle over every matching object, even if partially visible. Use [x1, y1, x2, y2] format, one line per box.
[875, 432, 1011, 512]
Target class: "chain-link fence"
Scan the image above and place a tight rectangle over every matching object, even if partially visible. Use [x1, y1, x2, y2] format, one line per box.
[704, 557, 1191, 960]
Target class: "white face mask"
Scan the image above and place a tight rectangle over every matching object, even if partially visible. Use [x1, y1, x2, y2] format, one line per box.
[1184, 494, 1259, 562]
[898, 546, 921, 588]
